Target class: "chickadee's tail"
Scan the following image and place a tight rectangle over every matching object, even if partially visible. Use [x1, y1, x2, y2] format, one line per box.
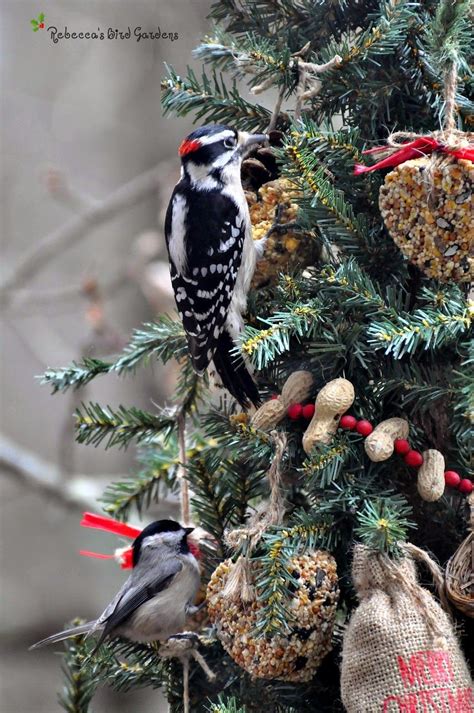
[29, 621, 95, 650]
[212, 330, 260, 409]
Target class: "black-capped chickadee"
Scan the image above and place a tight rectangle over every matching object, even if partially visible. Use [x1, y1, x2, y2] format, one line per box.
[31, 519, 200, 651]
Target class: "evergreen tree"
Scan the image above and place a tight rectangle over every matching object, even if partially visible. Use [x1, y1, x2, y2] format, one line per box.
[43, 0, 473, 710]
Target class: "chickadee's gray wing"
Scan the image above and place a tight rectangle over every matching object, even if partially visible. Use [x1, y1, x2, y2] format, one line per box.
[93, 556, 183, 647]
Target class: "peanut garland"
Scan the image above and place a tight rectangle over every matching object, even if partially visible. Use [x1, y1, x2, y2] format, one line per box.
[250, 373, 472, 499]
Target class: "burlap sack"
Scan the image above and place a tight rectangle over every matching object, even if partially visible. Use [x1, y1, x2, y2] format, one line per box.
[341, 544, 473, 712]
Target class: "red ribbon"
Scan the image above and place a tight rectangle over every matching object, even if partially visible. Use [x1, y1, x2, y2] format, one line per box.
[354, 136, 474, 175]
[79, 512, 140, 569]
[78, 512, 201, 569]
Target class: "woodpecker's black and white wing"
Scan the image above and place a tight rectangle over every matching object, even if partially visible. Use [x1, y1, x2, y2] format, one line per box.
[165, 183, 245, 374]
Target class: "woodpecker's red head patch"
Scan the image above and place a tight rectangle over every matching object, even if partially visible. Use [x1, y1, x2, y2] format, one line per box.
[178, 138, 202, 157]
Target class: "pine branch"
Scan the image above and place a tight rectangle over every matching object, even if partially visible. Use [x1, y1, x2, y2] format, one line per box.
[355, 498, 414, 555]
[375, 361, 452, 414]
[195, 29, 293, 93]
[185, 455, 233, 544]
[424, 0, 473, 76]
[83, 638, 166, 693]
[203, 409, 274, 464]
[239, 300, 328, 369]
[161, 65, 273, 132]
[314, 261, 387, 314]
[41, 358, 112, 394]
[207, 695, 247, 713]
[100, 441, 180, 519]
[75, 403, 175, 450]
[254, 518, 329, 635]
[40, 316, 187, 394]
[321, 0, 417, 71]
[452, 341, 474, 470]
[290, 120, 363, 164]
[58, 623, 98, 713]
[301, 433, 357, 489]
[281, 141, 371, 254]
[367, 290, 471, 358]
[113, 316, 188, 373]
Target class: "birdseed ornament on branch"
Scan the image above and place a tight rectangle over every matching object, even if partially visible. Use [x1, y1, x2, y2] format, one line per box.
[206, 433, 339, 682]
[360, 134, 474, 283]
[248, 178, 318, 289]
[355, 59, 474, 284]
[341, 543, 473, 713]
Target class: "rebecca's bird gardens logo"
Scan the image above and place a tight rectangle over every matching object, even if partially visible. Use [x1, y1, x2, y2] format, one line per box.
[31, 12, 45, 31]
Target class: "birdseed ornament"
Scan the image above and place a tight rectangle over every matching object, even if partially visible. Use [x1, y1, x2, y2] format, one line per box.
[355, 132, 474, 283]
[248, 178, 317, 288]
[206, 432, 339, 681]
[207, 551, 339, 682]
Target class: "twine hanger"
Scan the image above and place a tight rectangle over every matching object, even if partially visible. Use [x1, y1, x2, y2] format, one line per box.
[223, 431, 288, 602]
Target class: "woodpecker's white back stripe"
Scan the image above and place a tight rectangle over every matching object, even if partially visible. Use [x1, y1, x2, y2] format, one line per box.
[168, 194, 188, 275]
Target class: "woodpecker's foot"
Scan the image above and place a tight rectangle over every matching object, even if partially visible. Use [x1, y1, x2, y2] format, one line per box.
[254, 235, 267, 258]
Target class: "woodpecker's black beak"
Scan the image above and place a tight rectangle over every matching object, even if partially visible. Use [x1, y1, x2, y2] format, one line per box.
[242, 132, 270, 149]
[239, 131, 269, 156]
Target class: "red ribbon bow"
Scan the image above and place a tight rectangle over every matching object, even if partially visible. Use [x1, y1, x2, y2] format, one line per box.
[354, 136, 474, 175]
[79, 512, 141, 569]
[79, 512, 201, 569]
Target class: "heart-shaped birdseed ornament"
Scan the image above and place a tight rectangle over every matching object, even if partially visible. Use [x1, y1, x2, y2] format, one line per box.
[378, 156, 473, 283]
[207, 551, 339, 682]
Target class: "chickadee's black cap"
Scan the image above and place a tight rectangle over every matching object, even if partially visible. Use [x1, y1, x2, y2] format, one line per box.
[132, 519, 190, 565]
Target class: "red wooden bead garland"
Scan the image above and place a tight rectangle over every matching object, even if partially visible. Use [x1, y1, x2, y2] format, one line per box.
[355, 419, 373, 437]
[340, 415, 357, 430]
[458, 479, 473, 495]
[444, 471, 461, 488]
[404, 450, 424, 468]
[394, 438, 410, 455]
[287, 403, 303, 420]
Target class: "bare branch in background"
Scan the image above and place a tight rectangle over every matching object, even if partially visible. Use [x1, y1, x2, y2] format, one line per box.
[0, 161, 174, 308]
[43, 166, 97, 212]
[0, 433, 97, 511]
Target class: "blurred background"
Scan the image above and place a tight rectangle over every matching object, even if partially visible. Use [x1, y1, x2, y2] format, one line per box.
[1, 1, 211, 710]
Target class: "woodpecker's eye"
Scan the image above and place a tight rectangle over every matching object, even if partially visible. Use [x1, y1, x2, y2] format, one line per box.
[224, 136, 237, 149]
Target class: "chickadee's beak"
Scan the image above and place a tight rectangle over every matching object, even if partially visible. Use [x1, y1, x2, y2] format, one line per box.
[239, 131, 269, 155]
[184, 527, 194, 535]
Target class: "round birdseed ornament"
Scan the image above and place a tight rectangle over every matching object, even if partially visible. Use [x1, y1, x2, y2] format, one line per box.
[248, 178, 317, 288]
[379, 156, 473, 283]
[207, 551, 339, 682]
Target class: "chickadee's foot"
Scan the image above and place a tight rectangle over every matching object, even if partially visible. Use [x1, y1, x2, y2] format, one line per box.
[186, 600, 207, 616]
[167, 631, 200, 643]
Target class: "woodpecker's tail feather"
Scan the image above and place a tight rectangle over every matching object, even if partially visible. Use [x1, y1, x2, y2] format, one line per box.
[29, 622, 95, 650]
[213, 330, 260, 408]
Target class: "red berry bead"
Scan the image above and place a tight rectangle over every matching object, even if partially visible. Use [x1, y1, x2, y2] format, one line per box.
[356, 419, 373, 437]
[302, 403, 315, 420]
[340, 415, 357, 430]
[394, 438, 411, 455]
[404, 450, 424, 468]
[270, 394, 279, 400]
[287, 403, 303, 420]
[458, 479, 473, 495]
[444, 470, 461, 488]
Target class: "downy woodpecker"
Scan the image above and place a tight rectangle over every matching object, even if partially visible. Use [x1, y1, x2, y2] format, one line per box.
[165, 124, 268, 408]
